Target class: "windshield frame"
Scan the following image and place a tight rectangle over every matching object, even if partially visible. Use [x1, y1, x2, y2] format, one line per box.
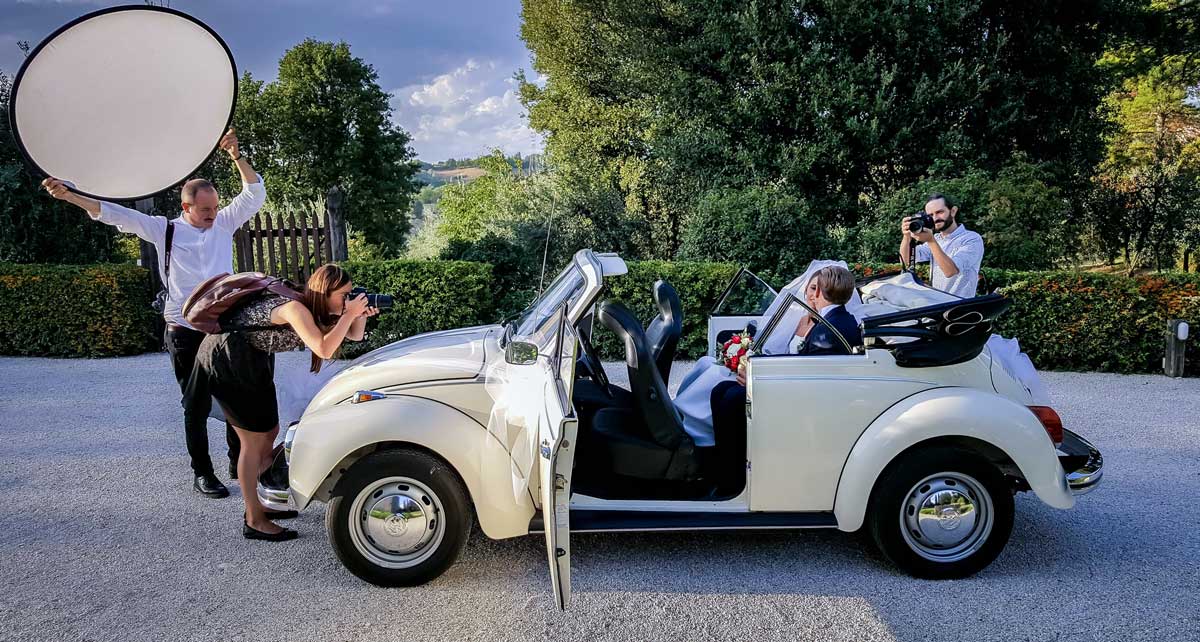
[753, 291, 854, 356]
[511, 250, 604, 351]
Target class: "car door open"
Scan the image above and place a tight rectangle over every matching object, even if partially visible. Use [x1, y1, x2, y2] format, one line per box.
[538, 310, 579, 609]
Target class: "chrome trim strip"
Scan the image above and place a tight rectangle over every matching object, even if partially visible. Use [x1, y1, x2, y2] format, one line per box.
[531, 525, 840, 534]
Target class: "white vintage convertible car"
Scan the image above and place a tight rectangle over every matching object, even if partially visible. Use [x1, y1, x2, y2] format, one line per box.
[269, 250, 1102, 609]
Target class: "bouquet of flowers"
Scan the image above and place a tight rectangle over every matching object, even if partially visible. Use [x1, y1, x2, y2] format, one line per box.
[719, 332, 753, 373]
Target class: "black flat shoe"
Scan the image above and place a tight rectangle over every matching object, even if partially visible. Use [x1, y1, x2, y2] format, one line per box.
[244, 509, 298, 520]
[242, 522, 298, 542]
[193, 474, 229, 499]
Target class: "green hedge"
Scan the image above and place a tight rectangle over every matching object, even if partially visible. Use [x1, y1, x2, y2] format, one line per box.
[338, 259, 495, 356]
[593, 260, 740, 360]
[4, 258, 1199, 377]
[989, 271, 1200, 375]
[0, 263, 158, 357]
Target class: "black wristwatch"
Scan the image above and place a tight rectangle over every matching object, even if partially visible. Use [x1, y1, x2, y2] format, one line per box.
[231, 152, 242, 161]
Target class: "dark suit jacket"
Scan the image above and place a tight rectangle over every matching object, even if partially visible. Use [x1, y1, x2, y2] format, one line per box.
[798, 305, 863, 356]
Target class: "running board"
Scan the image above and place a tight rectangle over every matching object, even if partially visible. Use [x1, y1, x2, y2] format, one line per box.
[529, 509, 838, 533]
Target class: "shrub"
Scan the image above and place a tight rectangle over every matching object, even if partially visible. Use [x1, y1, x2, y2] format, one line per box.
[855, 160, 1073, 269]
[677, 186, 830, 278]
[590, 260, 740, 360]
[0, 263, 158, 356]
[991, 271, 1200, 374]
[339, 259, 495, 355]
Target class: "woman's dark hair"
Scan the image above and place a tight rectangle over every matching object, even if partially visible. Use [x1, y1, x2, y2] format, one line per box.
[302, 264, 352, 373]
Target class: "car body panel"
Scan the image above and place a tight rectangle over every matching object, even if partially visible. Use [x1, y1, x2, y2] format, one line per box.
[832, 386, 1074, 532]
[287, 394, 536, 539]
[746, 348, 1000, 512]
[304, 325, 498, 417]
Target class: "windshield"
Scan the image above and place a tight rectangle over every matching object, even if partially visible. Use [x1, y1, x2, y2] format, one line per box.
[515, 263, 586, 343]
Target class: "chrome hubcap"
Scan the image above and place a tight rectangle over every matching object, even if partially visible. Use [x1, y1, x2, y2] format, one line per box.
[349, 476, 445, 569]
[900, 472, 994, 563]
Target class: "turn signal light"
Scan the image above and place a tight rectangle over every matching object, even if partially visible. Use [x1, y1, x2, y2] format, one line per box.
[1028, 406, 1063, 445]
[351, 390, 387, 404]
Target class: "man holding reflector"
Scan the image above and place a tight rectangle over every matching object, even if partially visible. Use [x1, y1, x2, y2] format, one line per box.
[42, 129, 266, 499]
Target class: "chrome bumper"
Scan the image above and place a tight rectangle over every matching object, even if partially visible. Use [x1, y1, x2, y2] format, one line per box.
[257, 482, 292, 512]
[1059, 429, 1103, 496]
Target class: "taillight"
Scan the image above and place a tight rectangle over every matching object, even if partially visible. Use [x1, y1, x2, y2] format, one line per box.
[1029, 406, 1063, 445]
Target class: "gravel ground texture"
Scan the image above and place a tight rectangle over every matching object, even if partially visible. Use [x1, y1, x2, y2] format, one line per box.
[1, 352, 1197, 642]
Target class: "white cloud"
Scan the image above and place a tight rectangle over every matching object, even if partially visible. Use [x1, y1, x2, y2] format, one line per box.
[391, 59, 543, 162]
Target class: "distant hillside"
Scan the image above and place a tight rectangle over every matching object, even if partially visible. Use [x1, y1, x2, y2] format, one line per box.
[416, 153, 542, 186]
[419, 166, 487, 186]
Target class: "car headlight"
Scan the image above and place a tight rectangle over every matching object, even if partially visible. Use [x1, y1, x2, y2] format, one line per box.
[283, 421, 300, 464]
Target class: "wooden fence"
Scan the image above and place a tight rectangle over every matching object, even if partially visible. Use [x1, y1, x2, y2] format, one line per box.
[234, 187, 348, 283]
[138, 186, 348, 295]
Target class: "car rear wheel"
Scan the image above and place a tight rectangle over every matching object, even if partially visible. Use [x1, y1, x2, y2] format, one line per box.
[326, 449, 471, 586]
[867, 446, 1014, 579]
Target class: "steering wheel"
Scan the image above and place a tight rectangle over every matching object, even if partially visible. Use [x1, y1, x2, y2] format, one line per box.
[577, 328, 612, 398]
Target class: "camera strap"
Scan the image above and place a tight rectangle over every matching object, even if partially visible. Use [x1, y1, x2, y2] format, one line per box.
[162, 220, 175, 290]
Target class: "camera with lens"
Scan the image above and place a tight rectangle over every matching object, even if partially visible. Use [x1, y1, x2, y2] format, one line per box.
[349, 286, 394, 311]
[906, 211, 935, 234]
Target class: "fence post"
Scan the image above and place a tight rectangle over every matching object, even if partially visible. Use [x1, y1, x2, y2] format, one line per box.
[326, 186, 348, 261]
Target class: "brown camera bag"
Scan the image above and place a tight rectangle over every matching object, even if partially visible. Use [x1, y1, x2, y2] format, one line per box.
[182, 272, 302, 333]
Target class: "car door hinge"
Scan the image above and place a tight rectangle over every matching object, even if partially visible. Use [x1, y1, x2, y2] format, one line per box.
[556, 548, 566, 558]
[554, 474, 567, 490]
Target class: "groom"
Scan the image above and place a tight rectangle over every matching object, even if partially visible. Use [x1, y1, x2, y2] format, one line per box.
[709, 265, 863, 491]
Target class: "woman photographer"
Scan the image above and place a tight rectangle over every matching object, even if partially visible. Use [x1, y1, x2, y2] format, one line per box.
[191, 264, 377, 541]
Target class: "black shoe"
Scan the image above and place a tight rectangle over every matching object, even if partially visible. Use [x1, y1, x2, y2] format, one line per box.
[245, 509, 298, 520]
[243, 521, 298, 542]
[193, 474, 229, 499]
[228, 461, 238, 480]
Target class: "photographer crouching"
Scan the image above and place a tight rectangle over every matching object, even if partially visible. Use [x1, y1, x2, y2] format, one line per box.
[899, 193, 985, 298]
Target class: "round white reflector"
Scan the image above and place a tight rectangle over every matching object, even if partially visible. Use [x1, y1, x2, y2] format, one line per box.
[9, 7, 236, 201]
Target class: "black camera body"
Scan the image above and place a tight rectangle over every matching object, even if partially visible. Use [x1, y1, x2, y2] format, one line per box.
[350, 286, 394, 311]
[906, 211, 935, 234]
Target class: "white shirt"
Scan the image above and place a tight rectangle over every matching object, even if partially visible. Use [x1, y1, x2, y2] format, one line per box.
[915, 224, 984, 298]
[92, 177, 266, 328]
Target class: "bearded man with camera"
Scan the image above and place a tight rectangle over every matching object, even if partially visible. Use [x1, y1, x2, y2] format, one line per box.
[899, 193, 985, 298]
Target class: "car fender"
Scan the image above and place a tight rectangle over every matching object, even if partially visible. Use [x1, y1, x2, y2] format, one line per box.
[288, 394, 535, 540]
[832, 387, 1074, 532]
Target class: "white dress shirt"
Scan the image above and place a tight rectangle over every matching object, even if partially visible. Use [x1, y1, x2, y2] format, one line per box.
[91, 177, 266, 328]
[915, 224, 984, 298]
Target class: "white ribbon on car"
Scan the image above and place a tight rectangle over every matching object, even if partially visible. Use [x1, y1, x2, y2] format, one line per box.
[481, 357, 548, 506]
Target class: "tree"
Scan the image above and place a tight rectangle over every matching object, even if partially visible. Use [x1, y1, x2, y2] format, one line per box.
[520, 0, 1142, 263]
[1087, 63, 1200, 272]
[203, 41, 420, 257]
[0, 71, 116, 264]
[677, 186, 829, 277]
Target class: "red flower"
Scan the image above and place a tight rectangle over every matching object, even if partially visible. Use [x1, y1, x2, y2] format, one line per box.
[732, 335, 741, 344]
[730, 355, 740, 371]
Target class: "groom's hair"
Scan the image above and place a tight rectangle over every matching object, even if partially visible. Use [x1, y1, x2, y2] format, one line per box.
[813, 266, 854, 305]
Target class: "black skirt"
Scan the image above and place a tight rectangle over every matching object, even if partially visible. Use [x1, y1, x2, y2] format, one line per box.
[191, 331, 279, 433]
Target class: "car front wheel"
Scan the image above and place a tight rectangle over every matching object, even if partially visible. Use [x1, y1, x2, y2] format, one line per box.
[867, 446, 1014, 579]
[326, 448, 471, 587]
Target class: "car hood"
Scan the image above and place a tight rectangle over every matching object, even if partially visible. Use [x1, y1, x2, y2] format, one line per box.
[304, 325, 499, 415]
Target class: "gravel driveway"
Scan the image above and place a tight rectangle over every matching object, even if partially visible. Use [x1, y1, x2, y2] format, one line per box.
[0, 353, 1197, 642]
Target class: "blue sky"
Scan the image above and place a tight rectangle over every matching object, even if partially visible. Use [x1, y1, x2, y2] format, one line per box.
[1, 0, 543, 162]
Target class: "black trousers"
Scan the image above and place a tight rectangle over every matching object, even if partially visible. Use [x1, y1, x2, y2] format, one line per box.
[710, 380, 748, 491]
[165, 325, 241, 477]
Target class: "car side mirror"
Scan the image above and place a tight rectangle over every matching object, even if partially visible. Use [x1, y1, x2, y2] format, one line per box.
[505, 341, 539, 365]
